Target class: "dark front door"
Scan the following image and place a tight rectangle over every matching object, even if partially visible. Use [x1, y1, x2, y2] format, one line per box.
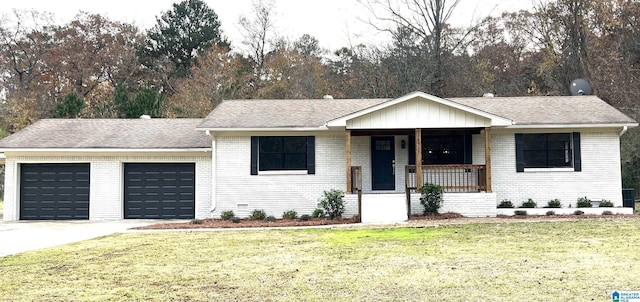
[371, 136, 395, 190]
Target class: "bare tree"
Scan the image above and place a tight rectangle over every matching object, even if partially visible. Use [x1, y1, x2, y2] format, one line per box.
[360, 0, 480, 95]
[0, 10, 55, 97]
[238, 0, 277, 69]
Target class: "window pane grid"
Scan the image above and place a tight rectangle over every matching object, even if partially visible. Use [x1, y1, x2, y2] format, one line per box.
[523, 133, 572, 168]
[259, 137, 307, 171]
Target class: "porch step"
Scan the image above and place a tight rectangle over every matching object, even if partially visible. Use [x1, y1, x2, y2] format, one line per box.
[361, 194, 408, 224]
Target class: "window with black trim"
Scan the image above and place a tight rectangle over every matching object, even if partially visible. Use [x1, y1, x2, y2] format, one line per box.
[251, 136, 315, 174]
[515, 132, 581, 172]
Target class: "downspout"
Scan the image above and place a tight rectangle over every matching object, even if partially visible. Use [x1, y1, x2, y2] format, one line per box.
[620, 126, 628, 137]
[206, 130, 217, 216]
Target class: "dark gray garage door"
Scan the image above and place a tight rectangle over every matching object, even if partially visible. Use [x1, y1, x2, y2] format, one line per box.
[124, 163, 195, 219]
[20, 163, 90, 220]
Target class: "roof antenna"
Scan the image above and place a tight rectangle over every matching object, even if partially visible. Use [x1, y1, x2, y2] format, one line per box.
[570, 78, 592, 96]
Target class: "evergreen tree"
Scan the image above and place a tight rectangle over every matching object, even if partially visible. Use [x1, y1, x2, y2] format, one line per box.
[140, 0, 229, 79]
[53, 92, 84, 118]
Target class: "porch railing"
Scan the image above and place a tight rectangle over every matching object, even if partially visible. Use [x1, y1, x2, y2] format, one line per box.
[351, 166, 362, 192]
[351, 166, 363, 222]
[405, 165, 487, 193]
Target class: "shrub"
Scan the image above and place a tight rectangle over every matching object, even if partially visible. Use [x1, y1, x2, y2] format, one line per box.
[520, 199, 537, 208]
[419, 183, 443, 215]
[231, 217, 240, 223]
[599, 200, 614, 207]
[191, 219, 204, 224]
[266, 215, 276, 222]
[300, 214, 311, 221]
[312, 208, 326, 218]
[221, 210, 235, 221]
[282, 210, 298, 220]
[250, 209, 267, 220]
[546, 199, 562, 208]
[319, 189, 346, 219]
[602, 210, 613, 215]
[514, 210, 527, 216]
[574, 210, 585, 215]
[546, 211, 555, 216]
[497, 199, 514, 208]
[577, 196, 592, 208]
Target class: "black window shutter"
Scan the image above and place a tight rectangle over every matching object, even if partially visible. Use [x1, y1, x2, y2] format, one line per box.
[573, 132, 581, 172]
[464, 134, 473, 164]
[306, 136, 315, 174]
[515, 133, 525, 172]
[408, 135, 415, 165]
[250, 136, 259, 175]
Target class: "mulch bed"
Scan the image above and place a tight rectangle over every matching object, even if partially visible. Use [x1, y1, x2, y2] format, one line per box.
[409, 213, 465, 220]
[132, 212, 637, 230]
[132, 217, 360, 230]
[497, 213, 637, 219]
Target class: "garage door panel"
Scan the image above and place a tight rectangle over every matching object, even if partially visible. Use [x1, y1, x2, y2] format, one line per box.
[20, 163, 90, 220]
[124, 163, 195, 219]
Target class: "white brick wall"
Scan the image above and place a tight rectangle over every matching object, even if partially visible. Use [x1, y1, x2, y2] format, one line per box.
[3, 159, 17, 221]
[5, 128, 622, 222]
[472, 133, 485, 164]
[214, 135, 348, 218]
[490, 129, 624, 207]
[351, 136, 371, 192]
[408, 193, 497, 217]
[2, 153, 211, 221]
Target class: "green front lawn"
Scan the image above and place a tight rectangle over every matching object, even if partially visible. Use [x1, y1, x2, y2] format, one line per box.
[1, 218, 639, 301]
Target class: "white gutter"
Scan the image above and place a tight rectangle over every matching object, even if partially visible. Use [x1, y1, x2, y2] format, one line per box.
[620, 126, 629, 136]
[204, 130, 217, 215]
[0, 148, 212, 153]
[507, 123, 638, 129]
[197, 126, 329, 132]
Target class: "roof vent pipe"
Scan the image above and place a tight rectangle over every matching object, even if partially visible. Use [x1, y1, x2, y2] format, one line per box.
[323, 95, 334, 100]
[483, 93, 495, 98]
[140, 114, 151, 119]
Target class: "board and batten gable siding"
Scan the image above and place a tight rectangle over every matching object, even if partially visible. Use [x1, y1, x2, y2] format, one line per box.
[346, 97, 491, 129]
[2, 153, 211, 221]
[490, 129, 624, 207]
[214, 133, 353, 218]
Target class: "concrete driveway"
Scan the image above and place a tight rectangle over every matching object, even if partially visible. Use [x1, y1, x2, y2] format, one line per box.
[0, 220, 154, 257]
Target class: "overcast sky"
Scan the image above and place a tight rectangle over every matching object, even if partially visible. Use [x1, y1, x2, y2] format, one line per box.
[3, 0, 535, 51]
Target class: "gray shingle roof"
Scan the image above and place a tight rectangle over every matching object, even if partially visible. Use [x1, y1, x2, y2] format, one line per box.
[197, 99, 389, 129]
[0, 95, 634, 150]
[0, 119, 210, 149]
[198, 95, 636, 129]
[450, 95, 636, 125]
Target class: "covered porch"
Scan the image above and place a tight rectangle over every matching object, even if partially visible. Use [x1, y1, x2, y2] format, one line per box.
[345, 127, 494, 222]
[325, 92, 510, 223]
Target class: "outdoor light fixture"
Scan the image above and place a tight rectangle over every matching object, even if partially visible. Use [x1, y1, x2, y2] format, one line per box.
[401, 140, 406, 149]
